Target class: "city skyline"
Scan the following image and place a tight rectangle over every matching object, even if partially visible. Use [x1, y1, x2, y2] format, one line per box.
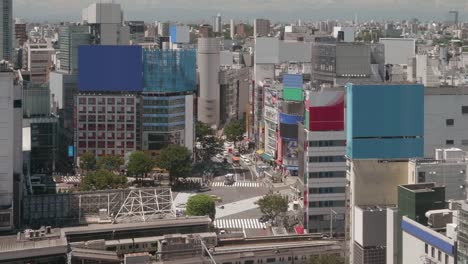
[13, 0, 468, 22]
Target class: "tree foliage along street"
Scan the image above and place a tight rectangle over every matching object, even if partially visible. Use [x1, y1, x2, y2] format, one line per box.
[185, 194, 216, 221]
[156, 145, 192, 185]
[308, 254, 345, 264]
[79, 152, 96, 173]
[81, 169, 127, 191]
[195, 121, 224, 163]
[255, 193, 289, 220]
[199, 136, 224, 162]
[96, 155, 124, 172]
[196, 121, 215, 140]
[224, 119, 245, 145]
[126, 151, 155, 179]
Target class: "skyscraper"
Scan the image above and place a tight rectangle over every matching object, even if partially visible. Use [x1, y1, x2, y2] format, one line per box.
[198, 38, 220, 127]
[58, 25, 91, 74]
[0, 0, 13, 60]
[0, 62, 22, 231]
[212, 13, 222, 33]
[254, 19, 270, 37]
[14, 18, 27, 47]
[230, 19, 235, 39]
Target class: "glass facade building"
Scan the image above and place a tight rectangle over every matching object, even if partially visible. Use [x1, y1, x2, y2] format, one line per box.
[143, 49, 196, 93]
[58, 25, 91, 74]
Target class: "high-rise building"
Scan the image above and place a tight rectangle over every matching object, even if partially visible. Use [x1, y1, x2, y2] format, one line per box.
[157, 22, 170, 37]
[58, 25, 91, 74]
[82, 3, 130, 45]
[24, 42, 54, 84]
[212, 13, 222, 33]
[299, 86, 346, 233]
[0, 62, 23, 231]
[14, 19, 27, 47]
[198, 24, 213, 38]
[277, 74, 304, 176]
[424, 87, 468, 156]
[0, 0, 13, 60]
[254, 19, 270, 37]
[75, 95, 138, 157]
[236, 23, 247, 38]
[142, 48, 196, 155]
[127, 21, 145, 44]
[347, 83, 424, 264]
[230, 19, 235, 39]
[197, 38, 220, 127]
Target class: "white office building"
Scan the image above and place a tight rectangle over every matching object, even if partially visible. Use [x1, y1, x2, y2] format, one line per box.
[82, 3, 129, 45]
[0, 62, 22, 231]
[24, 42, 54, 84]
[424, 87, 468, 157]
[408, 148, 468, 200]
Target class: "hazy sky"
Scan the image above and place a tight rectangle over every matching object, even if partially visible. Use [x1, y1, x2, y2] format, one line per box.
[13, 0, 468, 22]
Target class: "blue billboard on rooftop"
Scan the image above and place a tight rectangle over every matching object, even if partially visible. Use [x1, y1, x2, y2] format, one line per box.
[78, 45, 143, 92]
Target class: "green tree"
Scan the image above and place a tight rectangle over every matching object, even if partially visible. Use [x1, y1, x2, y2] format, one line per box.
[126, 151, 155, 180]
[186, 194, 216, 220]
[156, 145, 192, 185]
[79, 152, 96, 173]
[198, 136, 224, 162]
[308, 254, 345, 264]
[97, 155, 124, 172]
[255, 193, 289, 220]
[224, 120, 244, 146]
[196, 121, 215, 140]
[81, 169, 127, 191]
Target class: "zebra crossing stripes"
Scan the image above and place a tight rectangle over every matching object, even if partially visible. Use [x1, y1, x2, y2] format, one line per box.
[214, 218, 267, 229]
[211, 181, 264, 188]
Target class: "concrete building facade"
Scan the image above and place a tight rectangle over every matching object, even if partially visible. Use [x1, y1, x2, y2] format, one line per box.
[301, 87, 346, 233]
[58, 25, 91, 74]
[24, 42, 54, 84]
[254, 19, 270, 37]
[81, 3, 129, 45]
[424, 87, 468, 157]
[197, 38, 220, 127]
[0, 64, 22, 231]
[75, 94, 137, 157]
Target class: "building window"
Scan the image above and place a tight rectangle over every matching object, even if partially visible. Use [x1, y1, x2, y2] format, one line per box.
[13, 99, 22, 108]
[309, 140, 346, 147]
[462, 140, 468, 146]
[462, 106, 468, 114]
[309, 156, 345, 163]
[431, 247, 435, 258]
[446, 119, 454, 126]
[418, 172, 426, 182]
[438, 250, 442, 261]
[445, 254, 449, 263]
[425, 244, 428, 254]
[446, 140, 454, 145]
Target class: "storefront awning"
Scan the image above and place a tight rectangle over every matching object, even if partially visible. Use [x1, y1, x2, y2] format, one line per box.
[256, 149, 264, 155]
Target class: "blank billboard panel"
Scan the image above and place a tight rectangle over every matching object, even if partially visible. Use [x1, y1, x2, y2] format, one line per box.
[78, 45, 143, 92]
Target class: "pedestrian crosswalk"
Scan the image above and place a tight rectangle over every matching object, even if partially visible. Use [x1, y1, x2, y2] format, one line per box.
[211, 181, 265, 188]
[214, 218, 267, 229]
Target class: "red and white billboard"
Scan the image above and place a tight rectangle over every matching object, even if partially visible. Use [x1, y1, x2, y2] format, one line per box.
[307, 90, 345, 131]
